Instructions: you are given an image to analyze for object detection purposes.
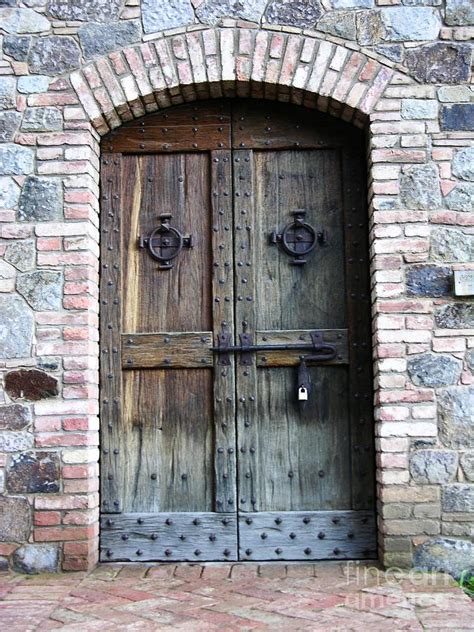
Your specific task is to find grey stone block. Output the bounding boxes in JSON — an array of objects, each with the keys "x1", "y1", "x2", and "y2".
[
  {"x1": 28, "y1": 36, "x2": 80, "y2": 75},
  {"x1": 13, "y1": 544, "x2": 59, "y2": 574},
  {"x1": 438, "y1": 385, "x2": 474, "y2": 449},
  {"x1": 442, "y1": 484, "x2": 474, "y2": 512},
  {"x1": 4, "y1": 240, "x2": 35, "y2": 272},
  {"x1": 436, "y1": 304, "x2": 474, "y2": 329},
  {"x1": 0, "y1": 78, "x2": 17, "y2": 110},
  {"x1": 0, "y1": 405, "x2": 31, "y2": 431},
  {"x1": 0, "y1": 295, "x2": 34, "y2": 359},
  {"x1": 7, "y1": 451, "x2": 60, "y2": 493},
  {"x1": 264, "y1": 0, "x2": 323, "y2": 27},
  {"x1": 401, "y1": 99, "x2": 438, "y2": 120},
  {"x1": 406, "y1": 264, "x2": 451, "y2": 298},
  {"x1": 441, "y1": 104, "x2": 474, "y2": 132},
  {"x1": 143, "y1": 0, "x2": 194, "y2": 32},
  {"x1": 445, "y1": 0, "x2": 474, "y2": 25},
  {"x1": 445, "y1": 183, "x2": 474, "y2": 212},
  {"x1": 17, "y1": 270, "x2": 63, "y2": 311},
  {"x1": 461, "y1": 452, "x2": 474, "y2": 482},
  {"x1": 0, "y1": 112, "x2": 21, "y2": 143},
  {"x1": 408, "y1": 353, "x2": 462, "y2": 388},
  {"x1": 18, "y1": 176, "x2": 62, "y2": 222},
  {"x1": 414, "y1": 537, "x2": 474, "y2": 580},
  {"x1": 3, "y1": 35, "x2": 31, "y2": 61},
  {"x1": 431, "y1": 227, "x2": 473, "y2": 263},
  {"x1": 0, "y1": 7, "x2": 50, "y2": 33},
  {"x1": 0, "y1": 432, "x2": 34, "y2": 452},
  {"x1": 400, "y1": 162, "x2": 441, "y2": 210},
  {"x1": 452, "y1": 147, "x2": 474, "y2": 181},
  {"x1": 0, "y1": 496, "x2": 31, "y2": 542},
  {"x1": 405, "y1": 43, "x2": 471, "y2": 83},
  {"x1": 47, "y1": 0, "x2": 124, "y2": 22},
  {"x1": 78, "y1": 20, "x2": 141, "y2": 60},
  {"x1": 21, "y1": 107, "x2": 62, "y2": 132},
  {"x1": 0, "y1": 177, "x2": 20, "y2": 208},
  {"x1": 410, "y1": 450, "x2": 458, "y2": 484},
  {"x1": 0, "y1": 144, "x2": 34, "y2": 175},
  {"x1": 317, "y1": 11, "x2": 356, "y2": 40},
  {"x1": 17, "y1": 76, "x2": 50, "y2": 94},
  {"x1": 380, "y1": 7, "x2": 440, "y2": 42}
]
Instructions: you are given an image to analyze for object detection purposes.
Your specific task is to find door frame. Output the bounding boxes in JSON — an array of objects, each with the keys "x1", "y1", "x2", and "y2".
[{"x1": 98, "y1": 99, "x2": 377, "y2": 563}]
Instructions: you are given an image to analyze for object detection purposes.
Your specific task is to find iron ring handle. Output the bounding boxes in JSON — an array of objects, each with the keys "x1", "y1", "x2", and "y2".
[
  {"x1": 281, "y1": 221, "x2": 317, "y2": 258},
  {"x1": 147, "y1": 225, "x2": 184, "y2": 263}
]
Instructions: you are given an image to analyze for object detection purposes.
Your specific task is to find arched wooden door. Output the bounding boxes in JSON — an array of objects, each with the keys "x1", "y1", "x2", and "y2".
[{"x1": 99, "y1": 100, "x2": 376, "y2": 562}]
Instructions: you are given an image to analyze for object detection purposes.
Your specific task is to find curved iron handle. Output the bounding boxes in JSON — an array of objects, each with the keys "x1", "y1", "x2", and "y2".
[{"x1": 302, "y1": 344, "x2": 337, "y2": 363}]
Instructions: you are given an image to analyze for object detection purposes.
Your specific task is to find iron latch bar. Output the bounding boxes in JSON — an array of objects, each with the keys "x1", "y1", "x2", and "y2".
[{"x1": 213, "y1": 331, "x2": 337, "y2": 366}]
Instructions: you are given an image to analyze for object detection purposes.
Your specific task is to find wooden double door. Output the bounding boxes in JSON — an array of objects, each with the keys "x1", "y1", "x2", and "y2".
[{"x1": 100, "y1": 100, "x2": 376, "y2": 562}]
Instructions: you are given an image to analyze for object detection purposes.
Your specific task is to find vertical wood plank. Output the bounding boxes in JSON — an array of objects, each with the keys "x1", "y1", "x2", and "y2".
[
  {"x1": 211, "y1": 149, "x2": 237, "y2": 513},
  {"x1": 232, "y1": 149, "x2": 258, "y2": 514},
  {"x1": 342, "y1": 145, "x2": 375, "y2": 511},
  {"x1": 100, "y1": 152, "x2": 123, "y2": 513}
]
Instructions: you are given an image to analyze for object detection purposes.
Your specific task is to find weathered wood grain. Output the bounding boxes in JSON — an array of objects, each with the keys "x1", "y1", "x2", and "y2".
[
  {"x1": 232, "y1": 100, "x2": 364, "y2": 150},
  {"x1": 238, "y1": 510, "x2": 376, "y2": 560},
  {"x1": 255, "y1": 329, "x2": 348, "y2": 367},
  {"x1": 211, "y1": 149, "x2": 237, "y2": 513},
  {"x1": 118, "y1": 152, "x2": 216, "y2": 514},
  {"x1": 100, "y1": 512, "x2": 238, "y2": 561},
  {"x1": 121, "y1": 332, "x2": 213, "y2": 369},
  {"x1": 104, "y1": 101, "x2": 231, "y2": 153},
  {"x1": 100, "y1": 153, "x2": 123, "y2": 513}
]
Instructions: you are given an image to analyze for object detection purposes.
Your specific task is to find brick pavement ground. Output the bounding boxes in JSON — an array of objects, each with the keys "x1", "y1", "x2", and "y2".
[{"x1": 0, "y1": 562, "x2": 472, "y2": 631}]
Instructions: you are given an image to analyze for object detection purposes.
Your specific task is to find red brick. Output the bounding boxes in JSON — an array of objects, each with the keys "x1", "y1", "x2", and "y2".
[{"x1": 34, "y1": 511, "x2": 61, "y2": 526}]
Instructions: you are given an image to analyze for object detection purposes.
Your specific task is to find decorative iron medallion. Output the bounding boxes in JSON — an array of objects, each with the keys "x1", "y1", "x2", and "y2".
[
  {"x1": 270, "y1": 210, "x2": 327, "y2": 265},
  {"x1": 139, "y1": 213, "x2": 193, "y2": 270}
]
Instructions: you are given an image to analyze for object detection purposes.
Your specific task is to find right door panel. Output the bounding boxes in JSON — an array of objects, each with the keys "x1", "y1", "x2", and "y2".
[{"x1": 234, "y1": 139, "x2": 376, "y2": 561}]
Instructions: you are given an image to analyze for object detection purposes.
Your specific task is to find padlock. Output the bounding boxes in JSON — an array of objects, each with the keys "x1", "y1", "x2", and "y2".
[{"x1": 298, "y1": 386, "x2": 308, "y2": 401}]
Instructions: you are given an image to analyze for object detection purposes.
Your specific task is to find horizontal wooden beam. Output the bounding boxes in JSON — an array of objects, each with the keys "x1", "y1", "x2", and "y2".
[
  {"x1": 239, "y1": 510, "x2": 376, "y2": 561},
  {"x1": 121, "y1": 332, "x2": 213, "y2": 369},
  {"x1": 100, "y1": 512, "x2": 238, "y2": 562}
]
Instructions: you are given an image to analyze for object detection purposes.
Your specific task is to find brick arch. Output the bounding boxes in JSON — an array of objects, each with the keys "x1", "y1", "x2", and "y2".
[
  {"x1": 69, "y1": 27, "x2": 400, "y2": 135},
  {"x1": 65, "y1": 26, "x2": 415, "y2": 571}
]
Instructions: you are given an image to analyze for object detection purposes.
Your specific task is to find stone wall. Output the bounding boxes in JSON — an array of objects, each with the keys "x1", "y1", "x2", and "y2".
[{"x1": 0, "y1": 0, "x2": 472, "y2": 574}]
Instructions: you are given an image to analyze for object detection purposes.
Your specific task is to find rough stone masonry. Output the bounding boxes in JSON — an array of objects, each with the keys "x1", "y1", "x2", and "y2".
[{"x1": 0, "y1": 0, "x2": 472, "y2": 575}]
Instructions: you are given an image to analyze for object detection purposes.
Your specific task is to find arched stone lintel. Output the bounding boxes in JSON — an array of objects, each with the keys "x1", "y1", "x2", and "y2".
[{"x1": 69, "y1": 27, "x2": 406, "y2": 135}]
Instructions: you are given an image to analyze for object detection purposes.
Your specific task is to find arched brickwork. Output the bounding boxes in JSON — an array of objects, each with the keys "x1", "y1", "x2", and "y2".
[{"x1": 69, "y1": 28, "x2": 396, "y2": 134}]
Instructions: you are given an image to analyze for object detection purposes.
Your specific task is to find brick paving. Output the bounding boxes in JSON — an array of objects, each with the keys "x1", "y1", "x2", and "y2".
[{"x1": 0, "y1": 563, "x2": 472, "y2": 631}]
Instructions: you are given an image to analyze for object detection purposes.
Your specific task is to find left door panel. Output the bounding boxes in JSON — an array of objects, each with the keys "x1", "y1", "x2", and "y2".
[{"x1": 100, "y1": 150, "x2": 238, "y2": 561}]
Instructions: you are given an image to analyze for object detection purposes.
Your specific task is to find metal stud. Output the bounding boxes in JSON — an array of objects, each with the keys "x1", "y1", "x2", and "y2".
[
  {"x1": 275, "y1": 517, "x2": 282, "y2": 525},
  {"x1": 303, "y1": 517, "x2": 310, "y2": 524},
  {"x1": 193, "y1": 518, "x2": 201, "y2": 525},
  {"x1": 275, "y1": 548, "x2": 282, "y2": 555},
  {"x1": 318, "y1": 532, "x2": 325, "y2": 540},
  {"x1": 304, "y1": 548, "x2": 312, "y2": 555},
  {"x1": 246, "y1": 549, "x2": 252, "y2": 556},
  {"x1": 289, "y1": 532, "x2": 296, "y2": 539}
]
